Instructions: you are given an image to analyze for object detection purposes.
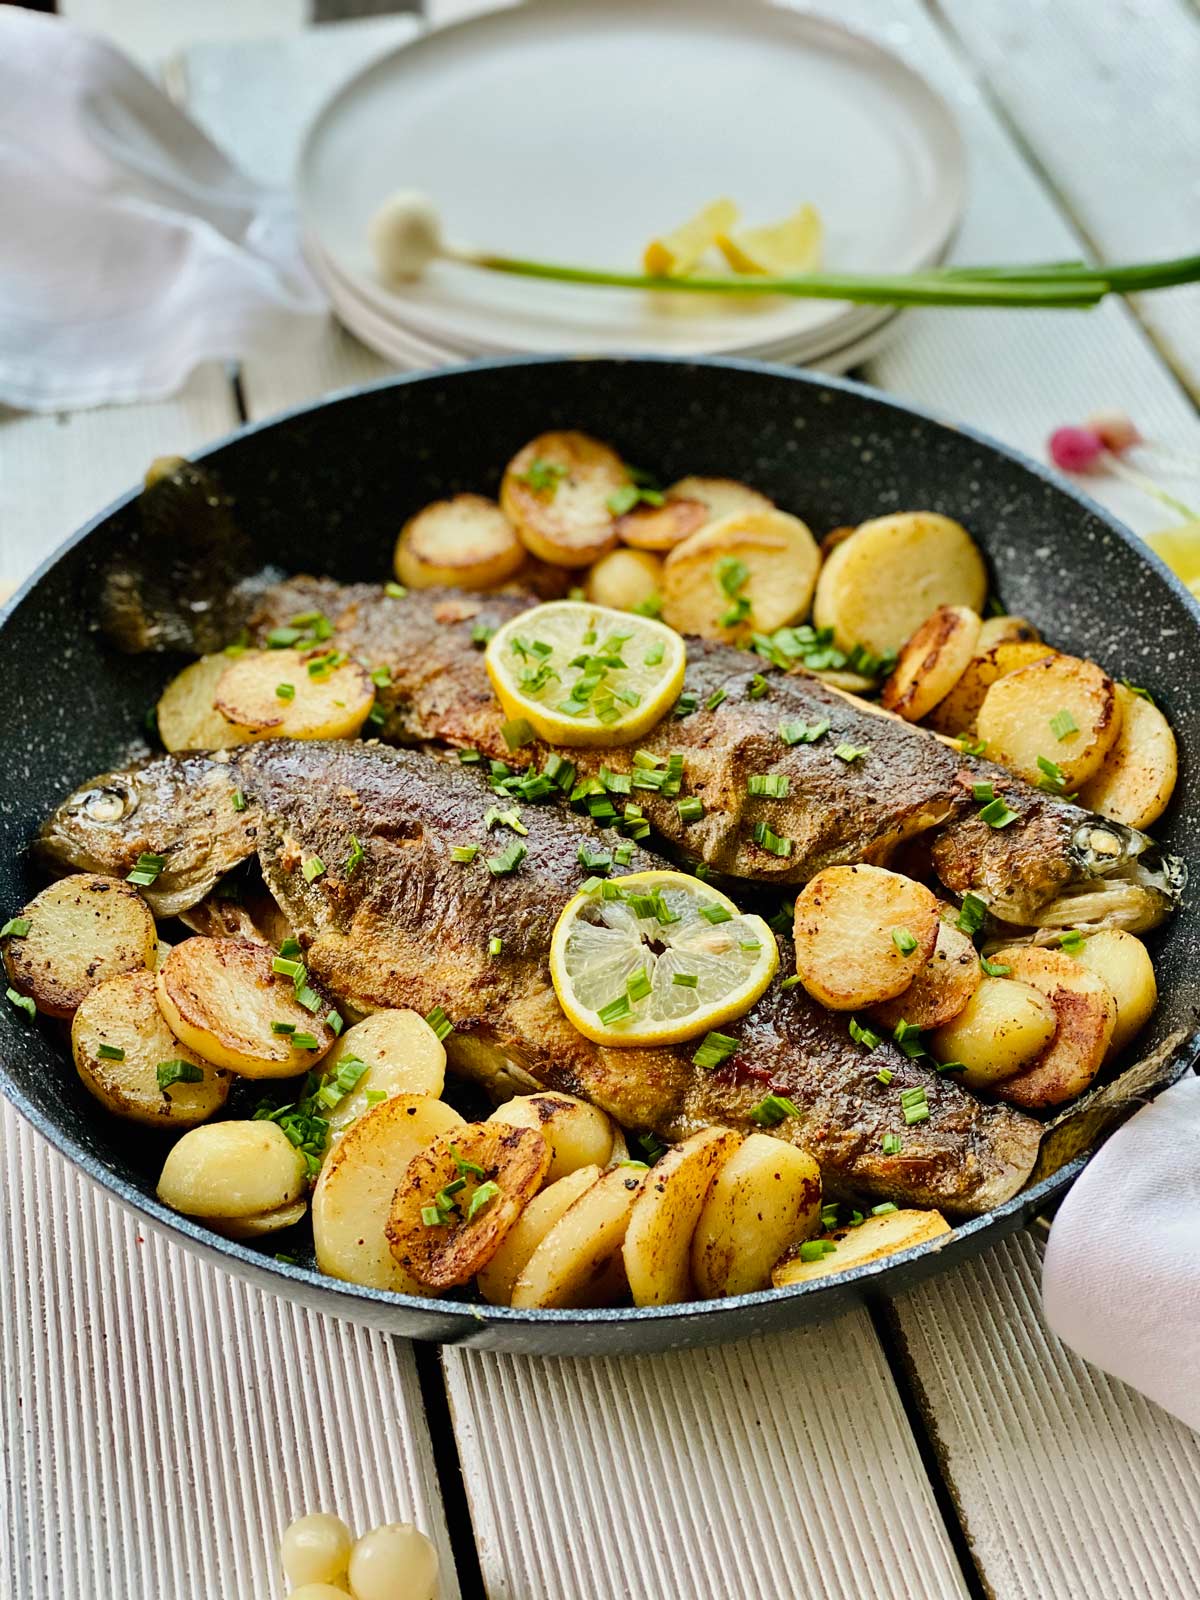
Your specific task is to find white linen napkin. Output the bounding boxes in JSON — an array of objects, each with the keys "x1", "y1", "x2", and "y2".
[
  {"x1": 1042, "y1": 1070, "x2": 1200, "y2": 1432},
  {"x1": 0, "y1": 7, "x2": 327, "y2": 412}
]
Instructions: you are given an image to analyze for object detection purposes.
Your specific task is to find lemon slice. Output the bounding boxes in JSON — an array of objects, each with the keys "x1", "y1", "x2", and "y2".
[
  {"x1": 550, "y1": 870, "x2": 779, "y2": 1047},
  {"x1": 717, "y1": 204, "x2": 823, "y2": 276},
  {"x1": 485, "y1": 600, "x2": 686, "y2": 748},
  {"x1": 643, "y1": 197, "x2": 739, "y2": 277},
  {"x1": 1144, "y1": 523, "x2": 1200, "y2": 599}
]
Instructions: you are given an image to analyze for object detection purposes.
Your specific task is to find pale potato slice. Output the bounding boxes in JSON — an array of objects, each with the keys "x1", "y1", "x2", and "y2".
[
  {"x1": 477, "y1": 1164, "x2": 602, "y2": 1306},
  {"x1": 666, "y1": 476, "x2": 774, "y2": 525},
  {"x1": 215, "y1": 1198, "x2": 308, "y2": 1239},
  {"x1": 1077, "y1": 683, "x2": 1177, "y2": 830},
  {"x1": 926, "y1": 638, "x2": 1057, "y2": 737},
  {"x1": 792, "y1": 866, "x2": 941, "y2": 1011},
  {"x1": 976, "y1": 615, "x2": 1040, "y2": 650},
  {"x1": 623, "y1": 1126, "x2": 741, "y2": 1306},
  {"x1": 324, "y1": 1010, "x2": 447, "y2": 1141},
  {"x1": 3, "y1": 872, "x2": 157, "y2": 1019},
  {"x1": 386, "y1": 1121, "x2": 550, "y2": 1289},
  {"x1": 500, "y1": 431, "x2": 626, "y2": 567},
  {"x1": 486, "y1": 1092, "x2": 615, "y2": 1184},
  {"x1": 156, "y1": 938, "x2": 337, "y2": 1078},
  {"x1": 615, "y1": 499, "x2": 708, "y2": 552},
  {"x1": 584, "y1": 547, "x2": 664, "y2": 612},
  {"x1": 812, "y1": 512, "x2": 988, "y2": 655},
  {"x1": 928, "y1": 975, "x2": 1057, "y2": 1091},
  {"x1": 157, "y1": 654, "x2": 254, "y2": 751},
  {"x1": 312, "y1": 1094, "x2": 465, "y2": 1292},
  {"x1": 880, "y1": 605, "x2": 982, "y2": 722},
  {"x1": 988, "y1": 946, "x2": 1117, "y2": 1108},
  {"x1": 691, "y1": 1136, "x2": 822, "y2": 1298},
  {"x1": 157, "y1": 1121, "x2": 307, "y2": 1220},
  {"x1": 510, "y1": 1164, "x2": 646, "y2": 1310},
  {"x1": 73, "y1": 968, "x2": 230, "y2": 1129},
  {"x1": 772, "y1": 1208, "x2": 950, "y2": 1287},
  {"x1": 661, "y1": 509, "x2": 820, "y2": 641},
  {"x1": 1070, "y1": 928, "x2": 1157, "y2": 1060},
  {"x1": 871, "y1": 921, "x2": 982, "y2": 1032},
  {"x1": 213, "y1": 648, "x2": 375, "y2": 741},
  {"x1": 977, "y1": 654, "x2": 1121, "y2": 789},
  {"x1": 394, "y1": 494, "x2": 525, "y2": 591}
]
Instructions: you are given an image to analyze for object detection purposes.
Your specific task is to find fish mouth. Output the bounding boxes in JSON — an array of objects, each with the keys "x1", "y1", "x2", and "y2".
[{"x1": 991, "y1": 818, "x2": 1186, "y2": 934}]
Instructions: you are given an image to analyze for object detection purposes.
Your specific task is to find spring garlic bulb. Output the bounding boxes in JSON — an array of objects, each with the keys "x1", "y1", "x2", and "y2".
[
  {"x1": 368, "y1": 191, "x2": 444, "y2": 283},
  {"x1": 347, "y1": 1522, "x2": 439, "y2": 1600}
]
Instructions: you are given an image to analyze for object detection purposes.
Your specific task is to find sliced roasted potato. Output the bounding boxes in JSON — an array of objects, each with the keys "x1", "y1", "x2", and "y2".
[
  {"x1": 988, "y1": 946, "x2": 1117, "y2": 1108},
  {"x1": 1071, "y1": 928, "x2": 1156, "y2": 1060},
  {"x1": 871, "y1": 921, "x2": 982, "y2": 1032},
  {"x1": 312, "y1": 1094, "x2": 465, "y2": 1292},
  {"x1": 510, "y1": 1163, "x2": 646, "y2": 1310},
  {"x1": 976, "y1": 653, "x2": 1121, "y2": 789},
  {"x1": 926, "y1": 638, "x2": 1057, "y2": 737},
  {"x1": 772, "y1": 1208, "x2": 950, "y2": 1287},
  {"x1": 792, "y1": 865, "x2": 940, "y2": 1011},
  {"x1": 386, "y1": 1121, "x2": 550, "y2": 1290},
  {"x1": 157, "y1": 653, "x2": 254, "y2": 751},
  {"x1": 477, "y1": 1164, "x2": 602, "y2": 1306},
  {"x1": 72, "y1": 968, "x2": 229, "y2": 1128},
  {"x1": 214, "y1": 647, "x2": 375, "y2": 741},
  {"x1": 691, "y1": 1135, "x2": 821, "y2": 1298},
  {"x1": 1077, "y1": 683, "x2": 1177, "y2": 830},
  {"x1": 394, "y1": 494, "x2": 525, "y2": 591},
  {"x1": 813, "y1": 512, "x2": 988, "y2": 656},
  {"x1": 157, "y1": 1121, "x2": 307, "y2": 1220},
  {"x1": 214, "y1": 1198, "x2": 308, "y2": 1239},
  {"x1": 3, "y1": 872, "x2": 157, "y2": 1019},
  {"x1": 156, "y1": 937, "x2": 337, "y2": 1078},
  {"x1": 584, "y1": 547, "x2": 664, "y2": 612},
  {"x1": 615, "y1": 499, "x2": 708, "y2": 552},
  {"x1": 928, "y1": 974, "x2": 1057, "y2": 1092},
  {"x1": 976, "y1": 615, "x2": 1040, "y2": 651},
  {"x1": 500, "y1": 431, "x2": 626, "y2": 567},
  {"x1": 486, "y1": 1092, "x2": 615, "y2": 1184},
  {"x1": 661, "y1": 508, "x2": 820, "y2": 641},
  {"x1": 666, "y1": 475, "x2": 774, "y2": 526},
  {"x1": 324, "y1": 1009, "x2": 447, "y2": 1141},
  {"x1": 623, "y1": 1126, "x2": 741, "y2": 1306},
  {"x1": 880, "y1": 605, "x2": 982, "y2": 722}
]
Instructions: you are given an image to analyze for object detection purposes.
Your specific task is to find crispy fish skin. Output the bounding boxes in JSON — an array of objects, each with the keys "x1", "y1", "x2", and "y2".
[{"x1": 247, "y1": 579, "x2": 1180, "y2": 928}]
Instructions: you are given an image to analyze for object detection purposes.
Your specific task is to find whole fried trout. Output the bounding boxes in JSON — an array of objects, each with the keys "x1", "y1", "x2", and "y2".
[
  {"x1": 246, "y1": 579, "x2": 1182, "y2": 931},
  {"x1": 40, "y1": 740, "x2": 1042, "y2": 1216}
]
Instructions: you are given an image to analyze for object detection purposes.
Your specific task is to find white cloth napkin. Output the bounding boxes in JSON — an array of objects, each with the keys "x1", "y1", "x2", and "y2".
[
  {"x1": 1042, "y1": 1071, "x2": 1200, "y2": 1432},
  {"x1": 0, "y1": 7, "x2": 328, "y2": 412}
]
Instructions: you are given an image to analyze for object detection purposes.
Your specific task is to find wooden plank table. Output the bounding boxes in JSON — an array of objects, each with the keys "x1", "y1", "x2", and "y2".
[{"x1": 4, "y1": 3, "x2": 1199, "y2": 1596}]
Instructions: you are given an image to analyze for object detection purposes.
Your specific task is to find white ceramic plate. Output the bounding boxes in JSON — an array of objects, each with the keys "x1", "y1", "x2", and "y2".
[{"x1": 298, "y1": 0, "x2": 964, "y2": 358}]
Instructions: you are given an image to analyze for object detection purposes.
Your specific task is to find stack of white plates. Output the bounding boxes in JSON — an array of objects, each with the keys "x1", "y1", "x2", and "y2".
[{"x1": 297, "y1": 0, "x2": 965, "y2": 374}]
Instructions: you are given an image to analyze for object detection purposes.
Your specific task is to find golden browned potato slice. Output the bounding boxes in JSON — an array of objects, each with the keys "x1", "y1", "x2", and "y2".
[
  {"x1": 1072, "y1": 928, "x2": 1157, "y2": 1059},
  {"x1": 926, "y1": 639, "x2": 1056, "y2": 738},
  {"x1": 500, "y1": 431, "x2": 626, "y2": 568},
  {"x1": 214, "y1": 648, "x2": 375, "y2": 741},
  {"x1": 988, "y1": 945, "x2": 1117, "y2": 1108},
  {"x1": 215, "y1": 1198, "x2": 308, "y2": 1239},
  {"x1": 977, "y1": 654, "x2": 1121, "y2": 789},
  {"x1": 871, "y1": 921, "x2": 982, "y2": 1032},
  {"x1": 666, "y1": 476, "x2": 774, "y2": 526},
  {"x1": 157, "y1": 654, "x2": 254, "y2": 751},
  {"x1": 394, "y1": 494, "x2": 525, "y2": 591},
  {"x1": 813, "y1": 512, "x2": 988, "y2": 655},
  {"x1": 584, "y1": 547, "x2": 664, "y2": 613},
  {"x1": 386, "y1": 1122, "x2": 550, "y2": 1290},
  {"x1": 324, "y1": 1009, "x2": 447, "y2": 1141},
  {"x1": 623, "y1": 1126, "x2": 741, "y2": 1306},
  {"x1": 792, "y1": 865, "x2": 940, "y2": 1011},
  {"x1": 3, "y1": 873, "x2": 157, "y2": 1019},
  {"x1": 772, "y1": 1208, "x2": 951, "y2": 1287},
  {"x1": 72, "y1": 968, "x2": 230, "y2": 1128},
  {"x1": 928, "y1": 975, "x2": 1058, "y2": 1092},
  {"x1": 691, "y1": 1136, "x2": 822, "y2": 1298},
  {"x1": 477, "y1": 1164, "x2": 602, "y2": 1306},
  {"x1": 510, "y1": 1163, "x2": 646, "y2": 1310},
  {"x1": 976, "y1": 615, "x2": 1040, "y2": 651},
  {"x1": 157, "y1": 1121, "x2": 307, "y2": 1220},
  {"x1": 615, "y1": 499, "x2": 708, "y2": 552},
  {"x1": 486, "y1": 1092, "x2": 615, "y2": 1184},
  {"x1": 661, "y1": 509, "x2": 820, "y2": 641},
  {"x1": 1077, "y1": 683, "x2": 1177, "y2": 830},
  {"x1": 880, "y1": 605, "x2": 982, "y2": 722},
  {"x1": 156, "y1": 937, "x2": 337, "y2": 1078},
  {"x1": 312, "y1": 1094, "x2": 466, "y2": 1292}
]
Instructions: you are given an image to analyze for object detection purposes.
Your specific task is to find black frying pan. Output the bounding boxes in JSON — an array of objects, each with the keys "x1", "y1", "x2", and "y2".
[{"x1": 2, "y1": 356, "x2": 1196, "y2": 1355}]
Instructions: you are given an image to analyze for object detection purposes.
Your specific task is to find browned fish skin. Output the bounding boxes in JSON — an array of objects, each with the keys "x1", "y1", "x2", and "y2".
[{"x1": 247, "y1": 579, "x2": 1176, "y2": 927}]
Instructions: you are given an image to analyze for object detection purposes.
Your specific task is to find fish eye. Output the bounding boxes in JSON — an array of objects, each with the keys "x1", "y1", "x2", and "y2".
[{"x1": 77, "y1": 783, "x2": 136, "y2": 825}]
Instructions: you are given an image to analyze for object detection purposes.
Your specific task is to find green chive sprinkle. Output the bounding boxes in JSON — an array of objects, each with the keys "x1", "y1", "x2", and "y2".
[
  {"x1": 487, "y1": 841, "x2": 527, "y2": 876},
  {"x1": 957, "y1": 894, "x2": 987, "y2": 936},
  {"x1": 749, "y1": 1093, "x2": 801, "y2": 1128},
  {"x1": 979, "y1": 796, "x2": 1019, "y2": 828},
  {"x1": 157, "y1": 1060, "x2": 203, "y2": 1092},
  {"x1": 693, "y1": 1031, "x2": 738, "y2": 1069},
  {"x1": 275, "y1": 682, "x2": 295, "y2": 701},
  {"x1": 97, "y1": 1043, "x2": 125, "y2": 1061},
  {"x1": 231, "y1": 790, "x2": 246, "y2": 813},
  {"x1": 747, "y1": 773, "x2": 789, "y2": 798},
  {"x1": 598, "y1": 994, "x2": 632, "y2": 1025},
  {"x1": 279, "y1": 938, "x2": 302, "y2": 958},
  {"x1": 1036, "y1": 755, "x2": 1071, "y2": 794},
  {"x1": 881, "y1": 1132, "x2": 903, "y2": 1156},
  {"x1": 891, "y1": 926, "x2": 919, "y2": 955},
  {"x1": 327, "y1": 1011, "x2": 343, "y2": 1036},
  {"x1": 706, "y1": 688, "x2": 727, "y2": 711},
  {"x1": 672, "y1": 972, "x2": 698, "y2": 988},
  {"x1": 833, "y1": 743, "x2": 868, "y2": 764},
  {"x1": 1, "y1": 918, "x2": 31, "y2": 940},
  {"x1": 501, "y1": 717, "x2": 536, "y2": 751},
  {"x1": 292, "y1": 1032, "x2": 320, "y2": 1051},
  {"x1": 425, "y1": 1006, "x2": 454, "y2": 1042},
  {"x1": 467, "y1": 1180, "x2": 501, "y2": 1222},
  {"x1": 421, "y1": 1205, "x2": 446, "y2": 1228},
  {"x1": 344, "y1": 835, "x2": 365, "y2": 877},
  {"x1": 385, "y1": 581, "x2": 408, "y2": 598},
  {"x1": 700, "y1": 904, "x2": 732, "y2": 925},
  {"x1": 627, "y1": 968, "x2": 652, "y2": 1003},
  {"x1": 643, "y1": 641, "x2": 665, "y2": 667},
  {"x1": 876, "y1": 1067, "x2": 894, "y2": 1086},
  {"x1": 303, "y1": 856, "x2": 326, "y2": 883},
  {"x1": 972, "y1": 781, "x2": 995, "y2": 803},
  {"x1": 747, "y1": 674, "x2": 769, "y2": 700},
  {"x1": 752, "y1": 821, "x2": 793, "y2": 857},
  {"x1": 799, "y1": 1240, "x2": 838, "y2": 1262},
  {"x1": 980, "y1": 955, "x2": 1011, "y2": 977},
  {"x1": 780, "y1": 975, "x2": 802, "y2": 990},
  {"x1": 958, "y1": 734, "x2": 988, "y2": 757},
  {"x1": 1121, "y1": 678, "x2": 1155, "y2": 705},
  {"x1": 1059, "y1": 929, "x2": 1086, "y2": 956},
  {"x1": 677, "y1": 796, "x2": 704, "y2": 823},
  {"x1": 674, "y1": 692, "x2": 699, "y2": 717},
  {"x1": 488, "y1": 935, "x2": 502, "y2": 957},
  {"x1": 126, "y1": 853, "x2": 166, "y2": 888},
  {"x1": 1050, "y1": 709, "x2": 1078, "y2": 741},
  {"x1": 295, "y1": 986, "x2": 323, "y2": 1014},
  {"x1": 871, "y1": 1202, "x2": 899, "y2": 1217},
  {"x1": 271, "y1": 1021, "x2": 296, "y2": 1035},
  {"x1": 849, "y1": 1017, "x2": 883, "y2": 1050},
  {"x1": 271, "y1": 954, "x2": 304, "y2": 979}
]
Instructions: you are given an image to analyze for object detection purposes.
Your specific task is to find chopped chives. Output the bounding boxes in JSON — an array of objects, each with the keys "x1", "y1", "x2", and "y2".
[
  {"x1": 752, "y1": 821, "x2": 793, "y2": 857},
  {"x1": 627, "y1": 968, "x2": 652, "y2": 1003},
  {"x1": 833, "y1": 743, "x2": 868, "y2": 763},
  {"x1": 716, "y1": 555, "x2": 750, "y2": 597},
  {"x1": 279, "y1": 938, "x2": 301, "y2": 958},
  {"x1": 677, "y1": 796, "x2": 704, "y2": 823},
  {"x1": 231, "y1": 789, "x2": 246, "y2": 813},
  {"x1": 450, "y1": 845, "x2": 478, "y2": 863},
  {"x1": 265, "y1": 626, "x2": 302, "y2": 648},
  {"x1": 157, "y1": 1060, "x2": 203, "y2": 1091},
  {"x1": 935, "y1": 1059, "x2": 966, "y2": 1074},
  {"x1": 672, "y1": 972, "x2": 698, "y2": 988},
  {"x1": 275, "y1": 682, "x2": 296, "y2": 701},
  {"x1": 779, "y1": 718, "x2": 830, "y2": 746},
  {"x1": 126, "y1": 852, "x2": 166, "y2": 888},
  {"x1": 295, "y1": 986, "x2": 323, "y2": 1014},
  {"x1": 956, "y1": 893, "x2": 987, "y2": 936},
  {"x1": 706, "y1": 687, "x2": 728, "y2": 711},
  {"x1": 292, "y1": 1032, "x2": 320, "y2": 1051},
  {"x1": 747, "y1": 674, "x2": 769, "y2": 700},
  {"x1": 0, "y1": 918, "x2": 31, "y2": 939},
  {"x1": 1036, "y1": 755, "x2": 1070, "y2": 793},
  {"x1": 1059, "y1": 929, "x2": 1086, "y2": 956},
  {"x1": 344, "y1": 834, "x2": 365, "y2": 877},
  {"x1": 6, "y1": 988, "x2": 35, "y2": 1019},
  {"x1": 799, "y1": 1240, "x2": 838, "y2": 1262},
  {"x1": 421, "y1": 1205, "x2": 446, "y2": 1228},
  {"x1": 980, "y1": 955, "x2": 1011, "y2": 977},
  {"x1": 327, "y1": 1012, "x2": 343, "y2": 1035},
  {"x1": 693, "y1": 1031, "x2": 738, "y2": 1069},
  {"x1": 780, "y1": 975, "x2": 802, "y2": 990},
  {"x1": 849, "y1": 1017, "x2": 883, "y2": 1050},
  {"x1": 972, "y1": 781, "x2": 995, "y2": 803},
  {"x1": 871, "y1": 1202, "x2": 899, "y2": 1217},
  {"x1": 876, "y1": 1067, "x2": 894, "y2": 1086},
  {"x1": 673, "y1": 692, "x2": 699, "y2": 717},
  {"x1": 979, "y1": 796, "x2": 1019, "y2": 828},
  {"x1": 577, "y1": 843, "x2": 612, "y2": 874},
  {"x1": 487, "y1": 841, "x2": 527, "y2": 876},
  {"x1": 501, "y1": 717, "x2": 536, "y2": 750},
  {"x1": 371, "y1": 665, "x2": 392, "y2": 688},
  {"x1": 768, "y1": 901, "x2": 796, "y2": 935},
  {"x1": 543, "y1": 752, "x2": 575, "y2": 789},
  {"x1": 891, "y1": 926, "x2": 919, "y2": 955},
  {"x1": 366, "y1": 702, "x2": 386, "y2": 728},
  {"x1": 614, "y1": 841, "x2": 635, "y2": 865},
  {"x1": 902, "y1": 1089, "x2": 930, "y2": 1126},
  {"x1": 598, "y1": 993, "x2": 632, "y2": 1025},
  {"x1": 1050, "y1": 709, "x2": 1078, "y2": 741},
  {"x1": 425, "y1": 1006, "x2": 454, "y2": 1042},
  {"x1": 302, "y1": 856, "x2": 326, "y2": 883},
  {"x1": 599, "y1": 766, "x2": 632, "y2": 795},
  {"x1": 747, "y1": 773, "x2": 789, "y2": 798},
  {"x1": 892, "y1": 1020, "x2": 926, "y2": 1059},
  {"x1": 270, "y1": 1019, "x2": 296, "y2": 1035},
  {"x1": 739, "y1": 938, "x2": 761, "y2": 953},
  {"x1": 700, "y1": 904, "x2": 732, "y2": 925},
  {"x1": 633, "y1": 595, "x2": 663, "y2": 618},
  {"x1": 488, "y1": 935, "x2": 503, "y2": 958},
  {"x1": 459, "y1": 748, "x2": 482, "y2": 765},
  {"x1": 643, "y1": 641, "x2": 665, "y2": 667},
  {"x1": 957, "y1": 734, "x2": 988, "y2": 757},
  {"x1": 1121, "y1": 678, "x2": 1155, "y2": 705},
  {"x1": 881, "y1": 1132, "x2": 903, "y2": 1155},
  {"x1": 467, "y1": 1180, "x2": 502, "y2": 1222},
  {"x1": 749, "y1": 1093, "x2": 801, "y2": 1127},
  {"x1": 97, "y1": 1043, "x2": 125, "y2": 1061},
  {"x1": 385, "y1": 581, "x2": 407, "y2": 598}
]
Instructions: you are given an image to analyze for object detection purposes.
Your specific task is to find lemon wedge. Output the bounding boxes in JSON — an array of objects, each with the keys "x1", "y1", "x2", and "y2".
[
  {"x1": 485, "y1": 600, "x2": 686, "y2": 748},
  {"x1": 1144, "y1": 523, "x2": 1200, "y2": 599},
  {"x1": 717, "y1": 204, "x2": 823, "y2": 276},
  {"x1": 550, "y1": 870, "x2": 778, "y2": 1047},
  {"x1": 643, "y1": 197, "x2": 739, "y2": 277}
]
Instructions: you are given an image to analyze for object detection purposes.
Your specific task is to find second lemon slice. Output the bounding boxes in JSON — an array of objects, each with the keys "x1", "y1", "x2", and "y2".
[{"x1": 550, "y1": 870, "x2": 779, "y2": 1047}]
